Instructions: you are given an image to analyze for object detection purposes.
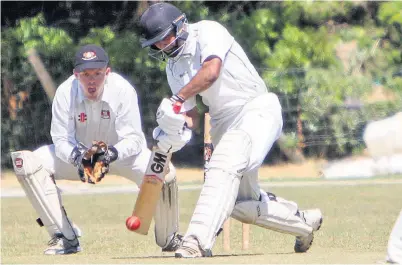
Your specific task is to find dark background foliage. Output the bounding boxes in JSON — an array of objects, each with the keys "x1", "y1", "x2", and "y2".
[{"x1": 2, "y1": 1, "x2": 401, "y2": 169}]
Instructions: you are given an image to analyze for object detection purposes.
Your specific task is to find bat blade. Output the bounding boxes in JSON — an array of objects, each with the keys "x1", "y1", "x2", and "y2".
[{"x1": 130, "y1": 147, "x2": 172, "y2": 235}]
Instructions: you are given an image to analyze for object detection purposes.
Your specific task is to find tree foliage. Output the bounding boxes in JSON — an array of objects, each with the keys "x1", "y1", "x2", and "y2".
[{"x1": 1, "y1": 1, "x2": 402, "y2": 168}]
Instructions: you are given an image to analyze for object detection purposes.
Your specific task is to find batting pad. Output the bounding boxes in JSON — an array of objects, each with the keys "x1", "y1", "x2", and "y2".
[
  {"x1": 184, "y1": 129, "x2": 251, "y2": 250},
  {"x1": 164, "y1": 161, "x2": 176, "y2": 183},
  {"x1": 11, "y1": 150, "x2": 77, "y2": 240},
  {"x1": 154, "y1": 178, "x2": 179, "y2": 248},
  {"x1": 259, "y1": 189, "x2": 299, "y2": 215},
  {"x1": 232, "y1": 199, "x2": 312, "y2": 237},
  {"x1": 185, "y1": 169, "x2": 240, "y2": 250}
]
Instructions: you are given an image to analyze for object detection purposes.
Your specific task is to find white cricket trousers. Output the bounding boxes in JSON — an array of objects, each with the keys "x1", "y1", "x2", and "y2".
[{"x1": 210, "y1": 92, "x2": 283, "y2": 201}]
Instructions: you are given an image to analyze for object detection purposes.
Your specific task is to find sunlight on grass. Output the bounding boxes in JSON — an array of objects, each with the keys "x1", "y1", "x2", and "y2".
[{"x1": 2, "y1": 184, "x2": 401, "y2": 263}]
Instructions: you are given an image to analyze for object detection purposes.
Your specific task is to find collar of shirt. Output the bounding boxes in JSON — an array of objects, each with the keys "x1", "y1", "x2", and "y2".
[
  {"x1": 182, "y1": 24, "x2": 198, "y2": 57},
  {"x1": 76, "y1": 76, "x2": 114, "y2": 105}
]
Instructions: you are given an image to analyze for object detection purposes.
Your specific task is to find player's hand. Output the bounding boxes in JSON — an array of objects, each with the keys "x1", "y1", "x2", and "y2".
[
  {"x1": 74, "y1": 141, "x2": 118, "y2": 184},
  {"x1": 156, "y1": 97, "x2": 186, "y2": 135},
  {"x1": 91, "y1": 144, "x2": 118, "y2": 183},
  {"x1": 78, "y1": 142, "x2": 102, "y2": 184},
  {"x1": 69, "y1": 142, "x2": 89, "y2": 167},
  {"x1": 152, "y1": 126, "x2": 192, "y2": 153}
]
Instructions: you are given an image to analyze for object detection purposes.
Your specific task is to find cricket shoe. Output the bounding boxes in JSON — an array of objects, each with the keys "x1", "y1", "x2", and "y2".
[
  {"x1": 294, "y1": 209, "x2": 323, "y2": 253},
  {"x1": 44, "y1": 233, "x2": 81, "y2": 255},
  {"x1": 385, "y1": 256, "x2": 396, "y2": 264},
  {"x1": 175, "y1": 236, "x2": 212, "y2": 258},
  {"x1": 294, "y1": 232, "x2": 314, "y2": 253},
  {"x1": 162, "y1": 233, "x2": 183, "y2": 252}
]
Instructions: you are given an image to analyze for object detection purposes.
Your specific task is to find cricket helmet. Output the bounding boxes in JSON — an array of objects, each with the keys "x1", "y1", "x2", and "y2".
[{"x1": 139, "y1": 2, "x2": 188, "y2": 59}]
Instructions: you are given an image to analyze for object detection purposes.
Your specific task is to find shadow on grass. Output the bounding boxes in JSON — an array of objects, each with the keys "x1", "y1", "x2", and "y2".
[{"x1": 111, "y1": 252, "x2": 268, "y2": 260}]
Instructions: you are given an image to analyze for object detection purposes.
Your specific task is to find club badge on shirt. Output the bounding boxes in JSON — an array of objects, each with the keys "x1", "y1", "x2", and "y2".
[
  {"x1": 101, "y1": 110, "x2": 110, "y2": 119},
  {"x1": 78, "y1": 113, "x2": 87, "y2": 122},
  {"x1": 14, "y1": 157, "x2": 23, "y2": 169}
]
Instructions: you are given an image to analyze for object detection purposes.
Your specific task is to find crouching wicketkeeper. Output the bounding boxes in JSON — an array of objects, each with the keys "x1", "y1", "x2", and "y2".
[{"x1": 10, "y1": 44, "x2": 183, "y2": 255}]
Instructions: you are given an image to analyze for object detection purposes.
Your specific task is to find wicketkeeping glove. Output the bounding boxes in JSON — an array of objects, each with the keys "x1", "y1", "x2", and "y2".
[{"x1": 77, "y1": 141, "x2": 118, "y2": 184}]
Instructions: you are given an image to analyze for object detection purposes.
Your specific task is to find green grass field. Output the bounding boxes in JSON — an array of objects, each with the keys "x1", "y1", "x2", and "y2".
[{"x1": 2, "y1": 181, "x2": 402, "y2": 264}]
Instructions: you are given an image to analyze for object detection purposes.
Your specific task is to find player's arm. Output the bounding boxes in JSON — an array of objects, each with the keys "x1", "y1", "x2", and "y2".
[
  {"x1": 50, "y1": 83, "x2": 78, "y2": 164},
  {"x1": 80, "y1": 84, "x2": 145, "y2": 183},
  {"x1": 176, "y1": 57, "x2": 222, "y2": 101},
  {"x1": 50, "y1": 82, "x2": 104, "y2": 181},
  {"x1": 177, "y1": 21, "x2": 233, "y2": 101},
  {"x1": 113, "y1": 83, "x2": 145, "y2": 160}
]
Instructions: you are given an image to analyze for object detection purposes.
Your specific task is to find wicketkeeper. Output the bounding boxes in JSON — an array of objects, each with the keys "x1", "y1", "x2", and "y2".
[
  {"x1": 10, "y1": 44, "x2": 184, "y2": 255},
  {"x1": 139, "y1": 3, "x2": 324, "y2": 258}
]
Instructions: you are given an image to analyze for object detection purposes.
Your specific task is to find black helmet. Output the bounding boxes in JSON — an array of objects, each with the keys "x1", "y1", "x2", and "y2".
[{"x1": 139, "y1": 2, "x2": 187, "y2": 48}]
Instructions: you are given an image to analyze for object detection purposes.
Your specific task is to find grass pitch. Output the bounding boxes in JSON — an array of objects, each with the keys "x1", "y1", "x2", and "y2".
[{"x1": 2, "y1": 181, "x2": 401, "y2": 264}]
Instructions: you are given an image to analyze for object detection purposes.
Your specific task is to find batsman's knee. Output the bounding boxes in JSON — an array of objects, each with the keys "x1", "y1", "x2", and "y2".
[
  {"x1": 206, "y1": 129, "x2": 251, "y2": 178},
  {"x1": 12, "y1": 150, "x2": 46, "y2": 180}
]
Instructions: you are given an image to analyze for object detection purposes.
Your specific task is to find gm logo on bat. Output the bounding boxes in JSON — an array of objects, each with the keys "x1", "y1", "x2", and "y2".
[{"x1": 151, "y1": 152, "x2": 167, "y2": 174}]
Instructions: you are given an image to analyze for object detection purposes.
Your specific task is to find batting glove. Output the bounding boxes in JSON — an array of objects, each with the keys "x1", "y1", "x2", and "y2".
[
  {"x1": 152, "y1": 126, "x2": 192, "y2": 153},
  {"x1": 156, "y1": 97, "x2": 186, "y2": 135}
]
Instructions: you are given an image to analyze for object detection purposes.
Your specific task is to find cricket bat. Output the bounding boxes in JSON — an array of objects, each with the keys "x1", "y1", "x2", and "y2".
[{"x1": 128, "y1": 146, "x2": 172, "y2": 235}]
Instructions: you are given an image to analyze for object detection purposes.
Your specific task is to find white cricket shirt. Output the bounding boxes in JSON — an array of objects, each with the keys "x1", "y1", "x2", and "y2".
[
  {"x1": 166, "y1": 20, "x2": 268, "y2": 125},
  {"x1": 51, "y1": 73, "x2": 146, "y2": 163}
]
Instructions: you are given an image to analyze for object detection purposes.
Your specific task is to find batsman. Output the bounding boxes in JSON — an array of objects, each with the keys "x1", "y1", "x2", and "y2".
[
  {"x1": 139, "y1": 3, "x2": 324, "y2": 258},
  {"x1": 10, "y1": 44, "x2": 185, "y2": 255}
]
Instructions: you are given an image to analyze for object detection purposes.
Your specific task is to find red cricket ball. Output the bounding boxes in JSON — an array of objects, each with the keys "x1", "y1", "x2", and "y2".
[{"x1": 126, "y1": 216, "x2": 141, "y2": 231}]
